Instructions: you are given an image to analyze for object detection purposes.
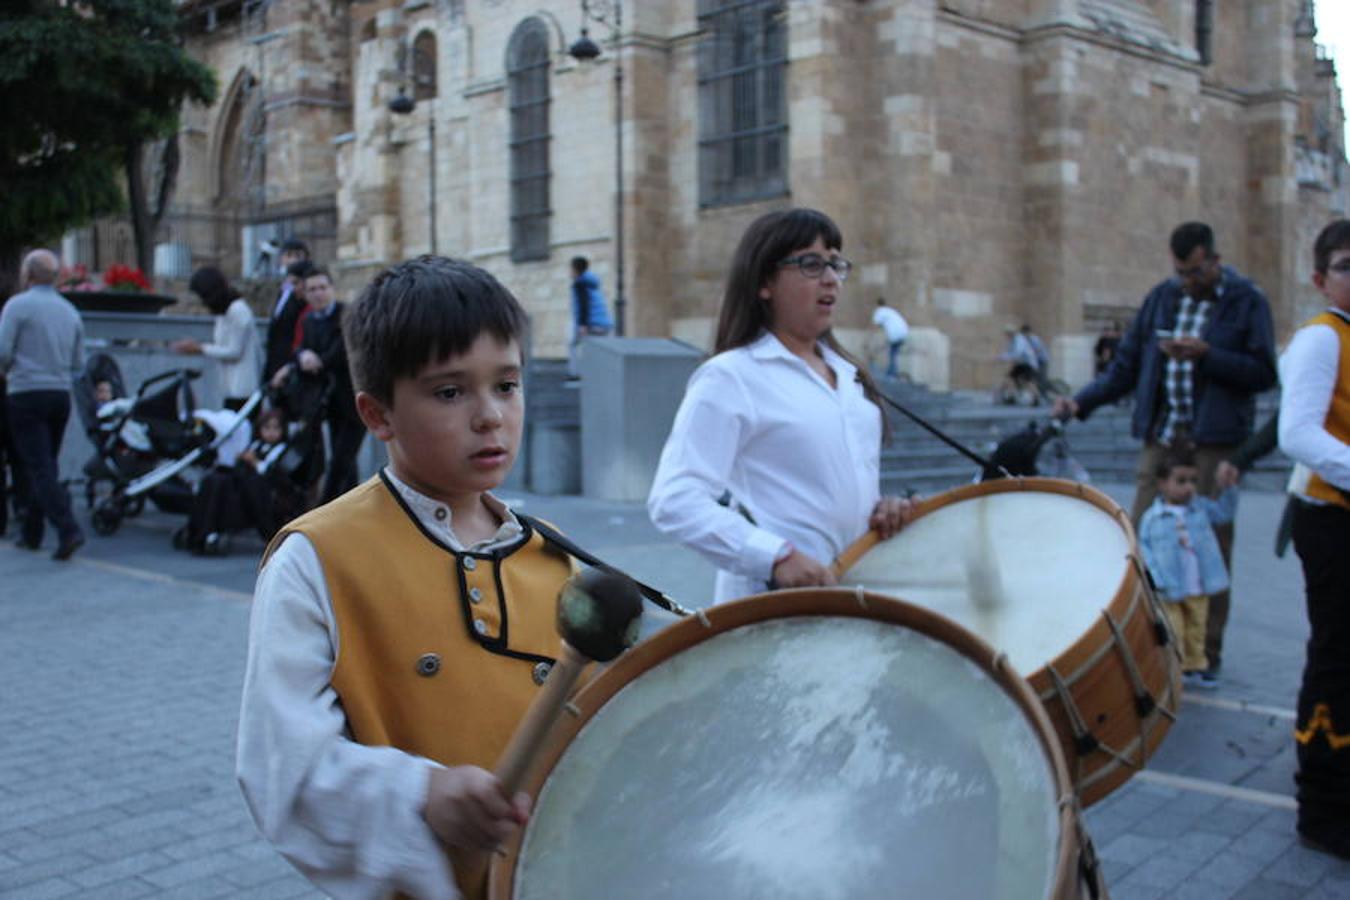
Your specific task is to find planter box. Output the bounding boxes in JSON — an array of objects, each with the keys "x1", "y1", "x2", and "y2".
[{"x1": 63, "y1": 290, "x2": 177, "y2": 314}]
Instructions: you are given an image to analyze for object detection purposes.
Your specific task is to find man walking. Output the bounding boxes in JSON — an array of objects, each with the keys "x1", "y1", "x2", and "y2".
[
  {"x1": 1054, "y1": 222, "x2": 1277, "y2": 685},
  {"x1": 0, "y1": 249, "x2": 86, "y2": 559},
  {"x1": 872, "y1": 297, "x2": 909, "y2": 378}
]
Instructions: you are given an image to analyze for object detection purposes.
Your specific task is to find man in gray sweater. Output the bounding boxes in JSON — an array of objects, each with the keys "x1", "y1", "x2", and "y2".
[{"x1": 0, "y1": 249, "x2": 85, "y2": 559}]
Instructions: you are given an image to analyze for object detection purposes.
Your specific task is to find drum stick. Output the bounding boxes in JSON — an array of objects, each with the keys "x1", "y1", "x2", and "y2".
[{"x1": 493, "y1": 570, "x2": 644, "y2": 796}]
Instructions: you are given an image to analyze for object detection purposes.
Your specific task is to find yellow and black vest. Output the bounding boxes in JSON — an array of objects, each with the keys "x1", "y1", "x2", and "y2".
[
  {"x1": 263, "y1": 473, "x2": 575, "y2": 897},
  {"x1": 1299, "y1": 311, "x2": 1350, "y2": 511}
]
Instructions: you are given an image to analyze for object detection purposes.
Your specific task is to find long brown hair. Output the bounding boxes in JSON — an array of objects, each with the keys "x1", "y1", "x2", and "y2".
[{"x1": 713, "y1": 208, "x2": 888, "y2": 431}]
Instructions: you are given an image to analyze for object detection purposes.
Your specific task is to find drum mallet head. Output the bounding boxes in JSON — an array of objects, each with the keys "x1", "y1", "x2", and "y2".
[
  {"x1": 557, "y1": 569, "x2": 644, "y2": 662},
  {"x1": 493, "y1": 570, "x2": 643, "y2": 799}
]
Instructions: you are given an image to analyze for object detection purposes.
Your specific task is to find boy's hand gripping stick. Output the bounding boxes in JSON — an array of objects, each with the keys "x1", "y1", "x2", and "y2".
[{"x1": 492, "y1": 569, "x2": 644, "y2": 795}]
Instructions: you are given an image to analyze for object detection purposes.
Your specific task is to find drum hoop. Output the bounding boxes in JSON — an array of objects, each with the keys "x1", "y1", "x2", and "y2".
[
  {"x1": 832, "y1": 476, "x2": 1137, "y2": 576},
  {"x1": 489, "y1": 587, "x2": 1083, "y2": 900}
]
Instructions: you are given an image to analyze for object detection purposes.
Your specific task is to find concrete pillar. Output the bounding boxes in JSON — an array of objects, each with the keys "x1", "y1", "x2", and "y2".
[{"x1": 578, "y1": 337, "x2": 703, "y2": 502}]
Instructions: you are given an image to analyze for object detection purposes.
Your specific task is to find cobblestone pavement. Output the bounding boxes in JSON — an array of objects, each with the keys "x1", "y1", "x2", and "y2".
[{"x1": 1, "y1": 483, "x2": 1347, "y2": 898}]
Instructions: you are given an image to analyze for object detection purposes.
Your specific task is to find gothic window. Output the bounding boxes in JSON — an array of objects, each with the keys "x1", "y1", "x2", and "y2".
[
  {"x1": 413, "y1": 30, "x2": 438, "y2": 101},
  {"x1": 508, "y1": 18, "x2": 551, "y2": 262},
  {"x1": 697, "y1": 0, "x2": 787, "y2": 207}
]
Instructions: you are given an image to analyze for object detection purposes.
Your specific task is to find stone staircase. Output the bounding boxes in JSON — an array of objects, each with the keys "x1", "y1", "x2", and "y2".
[
  {"x1": 879, "y1": 384, "x2": 1287, "y2": 497},
  {"x1": 518, "y1": 360, "x2": 1288, "y2": 499}
]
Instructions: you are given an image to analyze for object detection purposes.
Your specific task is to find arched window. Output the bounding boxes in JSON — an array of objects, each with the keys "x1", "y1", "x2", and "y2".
[
  {"x1": 697, "y1": 0, "x2": 787, "y2": 207},
  {"x1": 413, "y1": 30, "x2": 438, "y2": 101},
  {"x1": 507, "y1": 18, "x2": 551, "y2": 262}
]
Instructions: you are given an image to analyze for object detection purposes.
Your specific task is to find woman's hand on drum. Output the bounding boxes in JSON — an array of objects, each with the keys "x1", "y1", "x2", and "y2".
[
  {"x1": 772, "y1": 548, "x2": 837, "y2": 589},
  {"x1": 423, "y1": 765, "x2": 531, "y2": 850},
  {"x1": 869, "y1": 495, "x2": 916, "y2": 540}
]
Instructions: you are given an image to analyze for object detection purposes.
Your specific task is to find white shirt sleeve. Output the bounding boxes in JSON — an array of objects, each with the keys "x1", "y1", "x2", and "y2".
[
  {"x1": 647, "y1": 362, "x2": 789, "y2": 581},
  {"x1": 1279, "y1": 323, "x2": 1350, "y2": 493},
  {"x1": 236, "y1": 533, "x2": 459, "y2": 900},
  {"x1": 202, "y1": 300, "x2": 253, "y2": 362}
]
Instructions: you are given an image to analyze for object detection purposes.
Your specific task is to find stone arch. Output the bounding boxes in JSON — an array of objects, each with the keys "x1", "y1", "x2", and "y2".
[{"x1": 209, "y1": 67, "x2": 265, "y2": 210}]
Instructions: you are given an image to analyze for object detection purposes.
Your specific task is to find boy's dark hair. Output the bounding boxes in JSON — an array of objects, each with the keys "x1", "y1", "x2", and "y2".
[
  {"x1": 570, "y1": 256, "x2": 589, "y2": 274},
  {"x1": 1313, "y1": 219, "x2": 1350, "y2": 274},
  {"x1": 1169, "y1": 222, "x2": 1215, "y2": 261},
  {"x1": 1154, "y1": 446, "x2": 1198, "y2": 479},
  {"x1": 345, "y1": 256, "x2": 529, "y2": 406},
  {"x1": 287, "y1": 259, "x2": 318, "y2": 280},
  {"x1": 304, "y1": 266, "x2": 332, "y2": 284},
  {"x1": 280, "y1": 237, "x2": 310, "y2": 256},
  {"x1": 257, "y1": 407, "x2": 287, "y2": 432},
  {"x1": 187, "y1": 266, "x2": 235, "y2": 315}
]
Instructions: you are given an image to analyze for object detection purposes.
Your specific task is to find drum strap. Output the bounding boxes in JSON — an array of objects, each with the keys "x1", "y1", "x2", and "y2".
[{"x1": 518, "y1": 514, "x2": 694, "y2": 617}]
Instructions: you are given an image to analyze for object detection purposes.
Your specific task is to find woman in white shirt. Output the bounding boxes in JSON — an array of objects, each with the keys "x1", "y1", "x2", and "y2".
[
  {"x1": 171, "y1": 266, "x2": 262, "y2": 410},
  {"x1": 648, "y1": 208, "x2": 912, "y2": 604}
]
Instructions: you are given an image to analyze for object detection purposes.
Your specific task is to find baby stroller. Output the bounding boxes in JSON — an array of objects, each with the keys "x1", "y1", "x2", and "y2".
[
  {"x1": 83, "y1": 358, "x2": 262, "y2": 536},
  {"x1": 172, "y1": 372, "x2": 331, "y2": 555}
]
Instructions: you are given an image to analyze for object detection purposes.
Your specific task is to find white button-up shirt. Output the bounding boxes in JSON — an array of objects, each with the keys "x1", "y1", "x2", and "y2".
[
  {"x1": 1279, "y1": 308, "x2": 1350, "y2": 496},
  {"x1": 648, "y1": 332, "x2": 882, "y2": 604}
]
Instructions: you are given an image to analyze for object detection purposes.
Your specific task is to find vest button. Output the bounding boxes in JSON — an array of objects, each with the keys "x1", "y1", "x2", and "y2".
[
  {"x1": 468, "y1": 587, "x2": 482, "y2": 603},
  {"x1": 473, "y1": 618, "x2": 488, "y2": 635},
  {"x1": 415, "y1": 653, "x2": 441, "y2": 677},
  {"x1": 463, "y1": 557, "x2": 477, "y2": 571},
  {"x1": 532, "y1": 661, "x2": 553, "y2": 685},
  {"x1": 434, "y1": 506, "x2": 448, "y2": 521}
]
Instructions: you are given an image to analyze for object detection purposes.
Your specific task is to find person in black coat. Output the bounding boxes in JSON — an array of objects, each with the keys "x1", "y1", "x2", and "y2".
[
  {"x1": 262, "y1": 248, "x2": 313, "y2": 384},
  {"x1": 270, "y1": 267, "x2": 363, "y2": 504}
]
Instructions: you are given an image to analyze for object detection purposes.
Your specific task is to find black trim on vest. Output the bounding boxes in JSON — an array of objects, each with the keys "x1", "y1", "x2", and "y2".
[{"x1": 377, "y1": 470, "x2": 555, "y2": 666}]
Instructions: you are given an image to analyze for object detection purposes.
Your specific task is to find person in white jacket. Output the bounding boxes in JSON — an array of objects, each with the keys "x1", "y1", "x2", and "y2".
[
  {"x1": 171, "y1": 266, "x2": 261, "y2": 409},
  {"x1": 649, "y1": 208, "x2": 913, "y2": 605}
]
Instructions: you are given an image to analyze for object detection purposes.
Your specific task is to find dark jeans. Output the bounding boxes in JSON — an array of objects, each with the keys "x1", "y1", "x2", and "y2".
[
  {"x1": 6, "y1": 391, "x2": 81, "y2": 546},
  {"x1": 321, "y1": 415, "x2": 365, "y2": 504},
  {"x1": 1292, "y1": 500, "x2": 1350, "y2": 840}
]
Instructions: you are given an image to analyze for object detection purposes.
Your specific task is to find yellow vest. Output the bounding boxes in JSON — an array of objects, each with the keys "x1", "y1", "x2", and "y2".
[
  {"x1": 1301, "y1": 311, "x2": 1350, "y2": 510},
  {"x1": 263, "y1": 474, "x2": 575, "y2": 898}
]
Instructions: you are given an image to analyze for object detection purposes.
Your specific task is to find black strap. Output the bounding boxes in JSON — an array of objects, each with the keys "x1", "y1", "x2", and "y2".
[
  {"x1": 519, "y1": 514, "x2": 692, "y2": 617},
  {"x1": 877, "y1": 390, "x2": 998, "y2": 472}
]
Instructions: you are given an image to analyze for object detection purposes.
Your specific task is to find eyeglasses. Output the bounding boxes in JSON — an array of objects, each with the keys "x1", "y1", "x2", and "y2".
[{"x1": 778, "y1": 253, "x2": 853, "y2": 282}]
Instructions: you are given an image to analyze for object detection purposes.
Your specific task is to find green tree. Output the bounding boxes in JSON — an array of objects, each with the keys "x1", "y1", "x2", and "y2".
[{"x1": 0, "y1": 0, "x2": 217, "y2": 294}]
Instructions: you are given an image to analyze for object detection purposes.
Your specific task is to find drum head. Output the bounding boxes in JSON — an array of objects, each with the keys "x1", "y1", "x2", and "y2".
[
  {"x1": 841, "y1": 483, "x2": 1131, "y2": 675},
  {"x1": 509, "y1": 602, "x2": 1063, "y2": 900}
]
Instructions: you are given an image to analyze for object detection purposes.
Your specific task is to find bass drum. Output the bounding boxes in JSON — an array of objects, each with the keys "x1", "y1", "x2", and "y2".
[
  {"x1": 490, "y1": 589, "x2": 1107, "y2": 900},
  {"x1": 835, "y1": 477, "x2": 1183, "y2": 806}
]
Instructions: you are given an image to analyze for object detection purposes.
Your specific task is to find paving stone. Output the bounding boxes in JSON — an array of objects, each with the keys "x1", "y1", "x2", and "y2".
[
  {"x1": 1264, "y1": 843, "x2": 1343, "y2": 888},
  {"x1": 77, "y1": 877, "x2": 160, "y2": 900},
  {"x1": 1194, "y1": 850, "x2": 1271, "y2": 890},
  {"x1": 141, "y1": 850, "x2": 259, "y2": 889},
  {"x1": 0, "y1": 877, "x2": 81, "y2": 900},
  {"x1": 1230, "y1": 878, "x2": 1307, "y2": 899},
  {"x1": 1167, "y1": 879, "x2": 1238, "y2": 900},
  {"x1": 0, "y1": 854, "x2": 97, "y2": 892},
  {"x1": 67, "y1": 851, "x2": 177, "y2": 889},
  {"x1": 1100, "y1": 833, "x2": 1172, "y2": 866}
]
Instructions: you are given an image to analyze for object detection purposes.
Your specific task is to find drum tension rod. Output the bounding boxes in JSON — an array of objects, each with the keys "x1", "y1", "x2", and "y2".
[
  {"x1": 1105, "y1": 611, "x2": 1157, "y2": 719},
  {"x1": 1047, "y1": 664, "x2": 1101, "y2": 756},
  {"x1": 1128, "y1": 554, "x2": 1174, "y2": 648}
]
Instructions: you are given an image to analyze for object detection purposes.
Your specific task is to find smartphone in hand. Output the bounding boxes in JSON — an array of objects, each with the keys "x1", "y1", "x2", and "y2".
[{"x1": 1155, "y1": 329, "x2": 1175, "y2": 340}]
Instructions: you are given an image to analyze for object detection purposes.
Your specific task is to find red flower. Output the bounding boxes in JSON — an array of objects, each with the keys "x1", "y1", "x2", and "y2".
[{"x1": 102, "y1": 264, "x2": 151, "y2": 293}]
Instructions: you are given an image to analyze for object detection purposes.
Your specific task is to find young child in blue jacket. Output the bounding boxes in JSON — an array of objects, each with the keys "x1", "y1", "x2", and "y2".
[{"x1": 1138, "y1": 447, "x2": 1238, "y2": 688}]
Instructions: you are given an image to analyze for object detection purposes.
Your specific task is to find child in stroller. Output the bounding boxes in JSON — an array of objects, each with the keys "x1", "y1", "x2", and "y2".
[
  {"x1": 81, "y1": 355, "x2": 262, "y2": 535},
  {"x1": 175, "y1": 407, "x2": 305, "y2": 554}
]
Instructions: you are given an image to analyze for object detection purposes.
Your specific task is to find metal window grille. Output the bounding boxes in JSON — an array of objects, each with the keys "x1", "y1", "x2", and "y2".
[
  {"x1": 508, "y1": 19, "x2": 552, "y2": 262},
  {"x1": 697, "y1": 0, "x2": 787, "y2": 207}
]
